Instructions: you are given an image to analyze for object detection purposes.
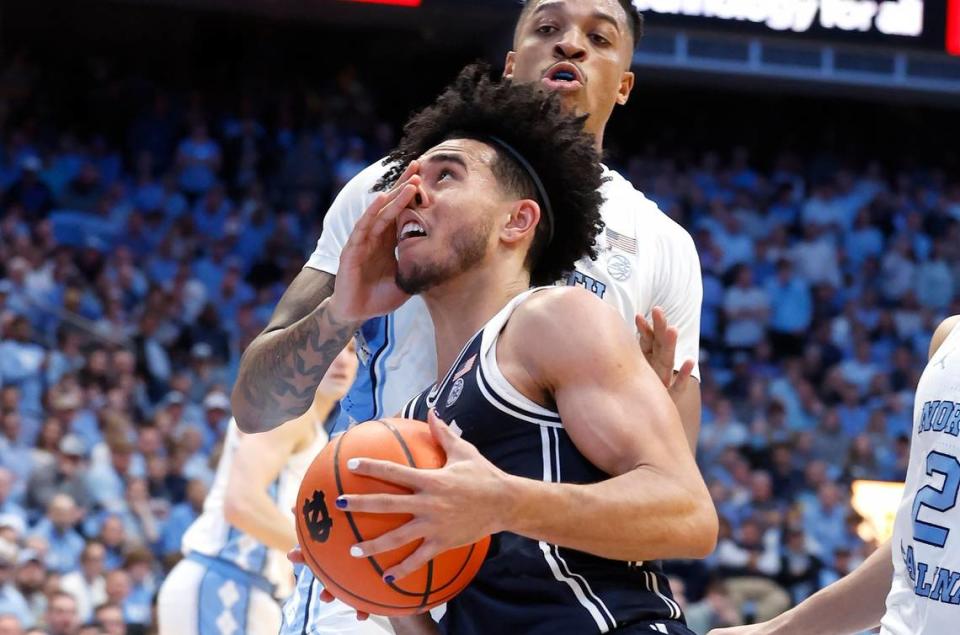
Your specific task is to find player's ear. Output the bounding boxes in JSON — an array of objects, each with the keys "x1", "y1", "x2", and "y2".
[
  {"x1": 617, "y1": 70, "x2": 635, "y2": 106},
  {"x1": 503, "y1": 51, "x2": 516, "y2": 80},
  {"x1": 501, "y1": 199, "x2": 540, "y2": 246}
]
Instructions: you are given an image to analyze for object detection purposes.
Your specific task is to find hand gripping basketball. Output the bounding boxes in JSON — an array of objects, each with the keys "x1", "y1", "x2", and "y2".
[
  {"x1": 327, "y1": 161, "x2": 422, "y2": 325},
  {"x1": 294, "y1": 412, "x2": 493, "y2": 617}
]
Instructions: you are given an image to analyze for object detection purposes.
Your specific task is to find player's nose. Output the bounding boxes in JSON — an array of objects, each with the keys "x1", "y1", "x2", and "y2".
[{"x1": 554, "y1": 32, "x2": 587, "y2": 61}]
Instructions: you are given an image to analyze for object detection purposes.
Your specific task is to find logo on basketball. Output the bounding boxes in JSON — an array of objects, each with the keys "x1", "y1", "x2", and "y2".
[
  {"x1": 607, "y1": 254, "x2": 632, "y2": 282},
  {"x1": 302, "y1": 490, "x2": 333, "y2": 543},
  {"x1": 447, "y1": 378, "x2": 465, "y2": 407}
]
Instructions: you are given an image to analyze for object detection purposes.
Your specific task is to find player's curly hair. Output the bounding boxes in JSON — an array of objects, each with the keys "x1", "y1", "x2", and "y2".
[{"x1": 375, "y1": 63, "x2": 605, "y2": 287}]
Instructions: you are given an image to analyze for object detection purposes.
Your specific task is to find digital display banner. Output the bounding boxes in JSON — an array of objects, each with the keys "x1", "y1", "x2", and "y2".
[{"x1": 632, "y1": 0, "x2": 960, "y2": 54}]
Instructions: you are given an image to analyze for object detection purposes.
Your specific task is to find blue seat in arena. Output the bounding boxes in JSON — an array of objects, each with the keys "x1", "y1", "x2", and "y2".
[{"x1": 50, "y1": 210, "x2": 120, "y2": 251}]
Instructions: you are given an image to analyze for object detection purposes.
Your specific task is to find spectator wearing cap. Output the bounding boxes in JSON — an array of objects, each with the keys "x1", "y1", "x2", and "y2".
[
  {"x1": 48, "y1": 390, "x2": 99, "y2": 454},
  {"x1": 0, "y1": 540, "x2": 31, "y2": 629},
  {"x1": 59, "y1": 542, "x2": 106, "y2": 624},
  {"x1": 14, "y1": 550, "x2": 46, "y2": 626},
  {"x1": 158, "y1": 478, "x2": 206, "y2": 564},
  {"x1": 29, "y1": 494, "x2": 84, "y2": 574},
  {"x1": 0, "y1": 613, "x2": 25, "y2": 635},
  {"x1": 182, "y1": 344, "x2": 228, "y2": 404},
  {"x1": 42, "y1": 591, "x2": 79, "y2": 635},
  {"x1": 25, "y1": 435, "x2": 90, "y2": 513},
  {"x1": 195, "y1": 391, "x2": 229, "y2": 456}
]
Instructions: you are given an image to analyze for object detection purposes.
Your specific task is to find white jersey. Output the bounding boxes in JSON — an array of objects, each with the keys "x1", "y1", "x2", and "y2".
[
  {"x1": 883, "y1": 321, "x2": 960, "y2": 635},
  {"x1": 304, "y1": 159, "x2": 702, "y2": 431},
  {"x1": 181, "y1": 418, "x2": 326, "y2": 597}
]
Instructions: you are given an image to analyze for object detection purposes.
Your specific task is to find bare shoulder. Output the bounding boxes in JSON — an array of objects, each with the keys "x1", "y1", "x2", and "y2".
[
  {"x1": 507, "y1": 287, "x2": 633, "y2": 371},
  {"x1": 929, "y1": 315, "x2": 960, "y2": 360}
]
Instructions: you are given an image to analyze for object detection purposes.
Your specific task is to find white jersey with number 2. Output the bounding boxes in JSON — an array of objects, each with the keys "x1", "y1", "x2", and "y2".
[{"x1": 883, "y1": 320, "x2": 960, "y2": 634}]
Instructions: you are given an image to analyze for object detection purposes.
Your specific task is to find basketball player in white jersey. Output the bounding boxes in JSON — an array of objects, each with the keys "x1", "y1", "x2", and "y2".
[
  {"x1": 156, "y1": 343, "x2": 358, "y2": 635},
  {"x1": 232, "y1": 1, "x2": 704, "y2": 633},
  {"x1": 708, "y1": 314, "x2": 960, "y2": 635}
]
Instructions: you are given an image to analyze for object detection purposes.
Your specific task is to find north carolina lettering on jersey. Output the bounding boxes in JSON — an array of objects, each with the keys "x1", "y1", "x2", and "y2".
[{"x1": 917, "y1": 400, "x2": 960, "y2": 437}]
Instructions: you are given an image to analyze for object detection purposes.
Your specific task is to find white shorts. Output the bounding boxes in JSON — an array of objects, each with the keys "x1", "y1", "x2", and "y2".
[
  {"x1": 280, "y1": 565, "x2": 394, "y2": 635},
  {"x1": 158, "y1": 556, "x2": 282, "y2": 635}
]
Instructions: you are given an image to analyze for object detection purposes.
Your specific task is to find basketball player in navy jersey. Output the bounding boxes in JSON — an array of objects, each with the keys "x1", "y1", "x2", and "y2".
[
  {"x1": 235, "y1": 1, "x2": 706, "y2": 632},
  {"x1": 320, "y1": 67, "x2": 716, "y2": 635}
]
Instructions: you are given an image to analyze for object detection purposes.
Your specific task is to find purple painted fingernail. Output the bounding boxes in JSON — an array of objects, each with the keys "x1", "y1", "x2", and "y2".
[
  {"x1": 384, "y1": 575, "x2": 395, "y2": 584},
  {"x1": 336, "y1": 497, "x2": 348, "y2": 509}
]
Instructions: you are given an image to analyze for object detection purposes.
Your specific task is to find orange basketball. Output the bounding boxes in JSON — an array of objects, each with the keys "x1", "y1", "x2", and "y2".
[{"x1": 295, "y1": 417, "x2": 491, "y2": 616}]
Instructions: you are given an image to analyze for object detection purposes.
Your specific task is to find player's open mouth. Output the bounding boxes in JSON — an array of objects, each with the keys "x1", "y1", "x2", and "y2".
[
  {"x1": 542, "y1": 63, "x2": 584, "y2": 92},
  {"x1": 398, "y1": 220, "x2": 428, "y2": 243}
]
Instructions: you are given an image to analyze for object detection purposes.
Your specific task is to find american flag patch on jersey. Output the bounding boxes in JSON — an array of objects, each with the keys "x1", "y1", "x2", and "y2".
[{"x1": 606, "y1": 227, "x2": 638, "y2": 254}]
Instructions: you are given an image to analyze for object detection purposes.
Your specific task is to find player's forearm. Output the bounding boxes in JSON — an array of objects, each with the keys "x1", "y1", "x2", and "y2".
[
  {"x1": 389, "y1": 615, "x2": 439, "y2": 635},
  {"x1": 232, "y1": 297, "x2": 358, "y2": 433},
  {"x1": 223, "y1": 490, "x2": 298, "y2": 552},
  {"x1": 503, "y1": 465, "x2": 717, "y2": 561},
  {"x1": 674, "y1": 378, "x2": 701, "y2": 453},
  {"x1": 760, "y1": 541, "x2": 893, "y2": 635}
]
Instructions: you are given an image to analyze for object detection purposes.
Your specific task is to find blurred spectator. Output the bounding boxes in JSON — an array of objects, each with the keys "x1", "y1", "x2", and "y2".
[
  {"x1": 29, "y1": 495, "x2": 84, "y2": 574},
  {"x1": 0, "y1": 541, "x2": 31, "y2": 628},
  {"x1": 723, "y1": 265, "x2": 769, "y2": 352},
  {"x1": 14, "y1": 550, "x2": 46, "y2": 626},
  {"x1": 25, "y1": 435, "x2": 90, "y2": 513},
  {"x1": 714, "y1": 518, "x2": 790, "y2": 622},
  {"x1": 765, "y1": 260, "x2": 812, "y2": 359},
  {"x1": 0, "y1": 614, "x2": 25, "y2": 635},
  {"x1": 59, "y1": 543, "x2": 107, "y2": 623},
  {"x1": 43, "y1": 591, "x2": 79, "y2": 635},
  {"x1": 2, "y1": 157, "x2": 53, "y2": 215},
  {"x1": 684, "y1": 579, "x2": 741, "y2": 633},
  {"x1": 158, "y1": 478, "x2": 206, "y2": 563},
  {"x1": 92, "y1": 603, "x2": 124, "y2": 635},
  {"x1": 174, "y1": 124, "x2": 221, "y2": 199}
]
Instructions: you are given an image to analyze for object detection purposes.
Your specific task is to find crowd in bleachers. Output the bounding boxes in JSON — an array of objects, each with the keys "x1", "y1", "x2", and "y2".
[{"x1": 0, "y1": 50, "x2": 957, "y2": 635}]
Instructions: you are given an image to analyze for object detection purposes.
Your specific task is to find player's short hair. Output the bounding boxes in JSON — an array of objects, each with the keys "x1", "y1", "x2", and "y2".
[
  {"x1": 514, "y1": 0, "x2": 644, "y2": 50},
  {"x1": 376, "y1": 63, "x2": 605, "y2": 286}
]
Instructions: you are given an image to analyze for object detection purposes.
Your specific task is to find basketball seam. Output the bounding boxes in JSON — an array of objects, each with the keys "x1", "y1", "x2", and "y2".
[
  {"x1": 376, "y1": 419, "x2": 435, "y2": 608},
  {"x1": 298, "y1": 526, "x2": 474, "y2": 613}
]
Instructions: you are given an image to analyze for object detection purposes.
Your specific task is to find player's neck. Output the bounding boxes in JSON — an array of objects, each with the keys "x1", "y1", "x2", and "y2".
[{"x1": 423, "y1": 267, "x2": 531, "y2": 378}]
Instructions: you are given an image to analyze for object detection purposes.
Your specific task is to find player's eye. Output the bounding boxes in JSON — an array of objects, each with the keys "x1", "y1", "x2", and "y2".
[
  {"x1": 536, "y1": 25, "x2": 558, "y2": 35},
  {"x1": 437, "y1": 169, "x2": 454, "y2": 182},
  {"x1": 590, "y1": 33, "x2": 610, "y2": 46}
]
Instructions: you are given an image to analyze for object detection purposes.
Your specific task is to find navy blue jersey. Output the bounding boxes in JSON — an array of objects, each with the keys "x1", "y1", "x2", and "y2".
[{"x1": 401, "y1": 289, "x2": 691, "y2": 635}]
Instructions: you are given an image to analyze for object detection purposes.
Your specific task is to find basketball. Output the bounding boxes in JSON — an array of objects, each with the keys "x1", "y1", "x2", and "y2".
[{"x1": 295, "y1": 417, "x2": 491, "y2": 616}]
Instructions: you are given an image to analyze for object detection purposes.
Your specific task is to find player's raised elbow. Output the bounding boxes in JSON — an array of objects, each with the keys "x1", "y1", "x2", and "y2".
[{"x1": 683, "y1": 498, "x2": 719, "y2": 559}]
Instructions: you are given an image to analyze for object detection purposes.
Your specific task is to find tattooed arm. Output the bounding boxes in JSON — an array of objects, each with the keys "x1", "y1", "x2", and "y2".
[
  {"x1": 232, "y1": 166, "x2": 423, "y2": 434},
  {"x1": 232, "y1": 269, "x2": 358, "y2": 433}
]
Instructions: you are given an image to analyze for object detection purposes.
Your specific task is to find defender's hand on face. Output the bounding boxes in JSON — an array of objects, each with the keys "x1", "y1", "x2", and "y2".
[
  {"x1": 328, "y1": 161, "x2": 422, "y2": 324},
  {"x1": 635, "y1": 306, "x2": 695, "y2": 396},
  {"x1": 335, "y1": 410, "x2": 508, "y2": 583}
]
